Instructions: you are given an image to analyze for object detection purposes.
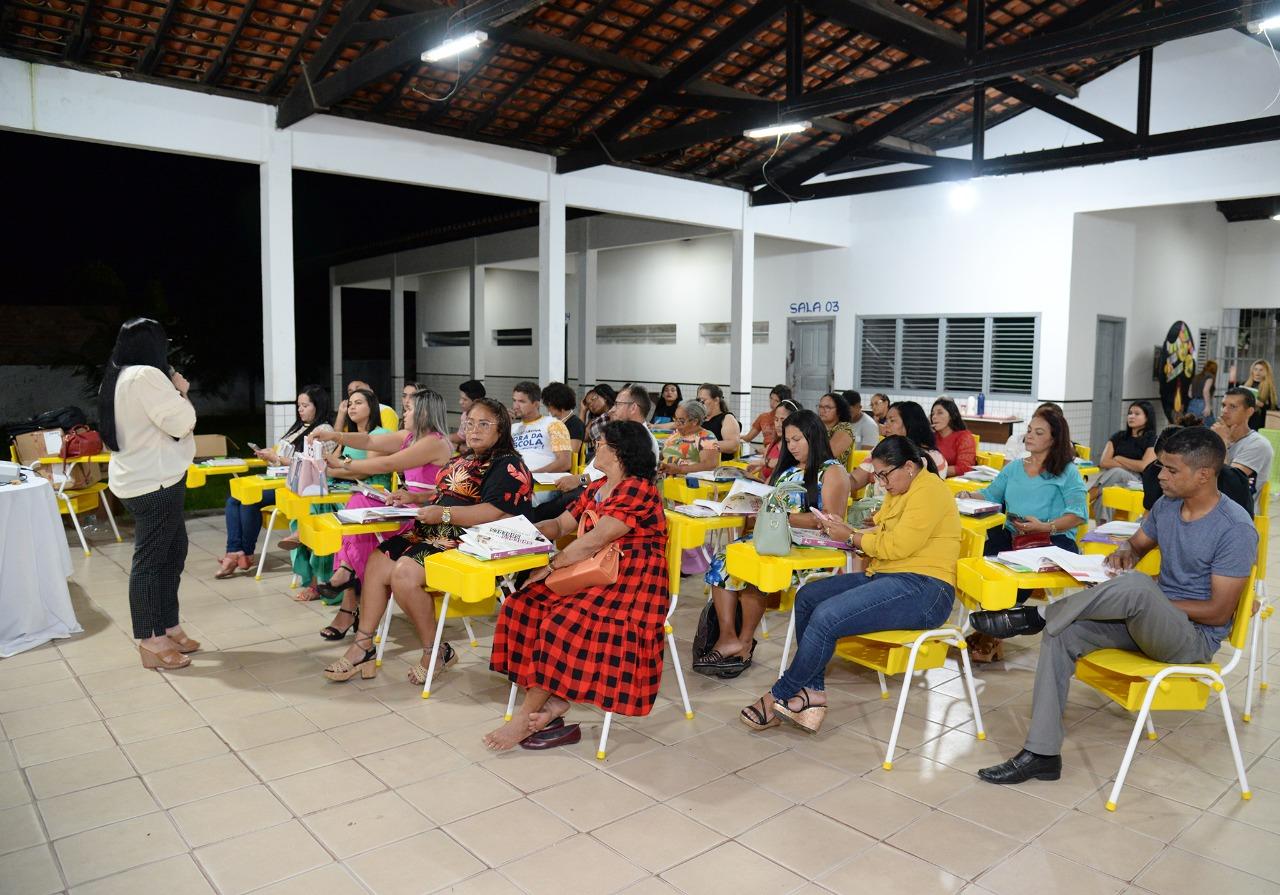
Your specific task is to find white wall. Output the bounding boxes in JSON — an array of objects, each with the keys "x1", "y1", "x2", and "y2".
[{"x1": 1224, "y1": 221, "x2": 1280, "y2": 309}]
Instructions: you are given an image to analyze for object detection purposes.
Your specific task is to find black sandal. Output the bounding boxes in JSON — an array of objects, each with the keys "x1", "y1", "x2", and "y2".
[
  {"x1": 740, "y1": 697, "x2": 781, "y2": 731},
  {"x1": 320, "y1": 606, "x2": 359, "y2": 641},
  {"x1": 316, "y1": 571, "x2": 360, "y2": 600}
]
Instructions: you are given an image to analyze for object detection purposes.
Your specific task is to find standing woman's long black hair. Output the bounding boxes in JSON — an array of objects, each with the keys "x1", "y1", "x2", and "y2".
[
  {"x1": 98, "y1": 318, "x2": 172, "y2": 452},
  {"x1": 770, "y1": 409, "x2": 834, "y2": 509}
]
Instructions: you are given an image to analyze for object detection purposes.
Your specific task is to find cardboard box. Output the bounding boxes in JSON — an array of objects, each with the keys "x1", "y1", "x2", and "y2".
[
  {"x1": 1266, "y1": 410, "x2": 1280, "y2": 431},
  {"x1": 13, "y1": 429, "x2": 65, "y2": 465},
  {"x1": 193, "y1": 434, "x2": 229, "y2": 459}
]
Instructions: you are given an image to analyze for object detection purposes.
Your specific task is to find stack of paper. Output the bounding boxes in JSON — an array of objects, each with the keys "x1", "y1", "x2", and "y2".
[
  {"x1": 956, "y1": 497, "x2": 1001, "y2": 517},
  {"x1": 992, "y1": 546, "x2": 1111, "y2": 583},
  {"x1": 670, "y1": 479, "x2": 773, "y2": 517},
  {"x1": 961, "y1": 466, "x2": 1001, "y2": 482},
  {"x1": 458, "y1": 516, "x2": 554, "y2": 560},
  {"x1": 335, "y1": 506, "x2": 420, "y2": 524}
]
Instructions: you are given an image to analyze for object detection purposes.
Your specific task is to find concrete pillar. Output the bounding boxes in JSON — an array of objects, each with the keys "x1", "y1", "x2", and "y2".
[
  {"x1": 538, "y1": 178, "x2": 567, "y2": 383},
  {"x1": 576, "y1": 247, "x2": 598, "y2": 387},
  {"x1": 730, "y1": 207, "x2": 755, "y2": 423},
  {"x1": 261, "y1": 130, "x2": 297, "y2": 441},
  {"x1": 329, "y1": 271, "x2": 343, "y2": 409},
  {"x1": 391, "y1": 267, "x2": 406, "y2": 399},
  {"x1": 469, "y1": 258, "x2": 486, "y2": 380}
]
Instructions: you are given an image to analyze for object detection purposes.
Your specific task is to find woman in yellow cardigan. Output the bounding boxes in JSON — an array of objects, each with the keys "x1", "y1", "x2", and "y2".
[{"x1": 741, "y1": 436, "x2": 961, "y2": 734}]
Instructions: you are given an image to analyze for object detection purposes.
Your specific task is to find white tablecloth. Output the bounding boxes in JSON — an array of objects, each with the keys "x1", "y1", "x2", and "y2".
[{"x1": 0, "y1": 476, "x2": 80, "y2": 657}]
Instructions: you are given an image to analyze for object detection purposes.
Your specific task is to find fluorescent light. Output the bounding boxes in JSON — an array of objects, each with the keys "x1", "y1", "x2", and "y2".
[
  {"x1": 948, "y1": 183, "x2": 979, "y2": 212},
  {"x1": 421, "y1": 30, "x2": 487, "y2": 63},
  {"x1": 1272, "y1": 213, "x2": 1280, "y2": 221},
  {"x1": 743, "y1": 121, "x2": 811, "y2": 140},
  {"x1": 1259, "y1": 15, "x2": 1280, "y2": 30}
]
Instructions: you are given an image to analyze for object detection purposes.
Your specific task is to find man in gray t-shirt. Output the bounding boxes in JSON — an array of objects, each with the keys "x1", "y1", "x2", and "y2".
[
  {"x1": 842, "y1": 390, "x2": 882, "y2": 449},
  {"x1": 1215, "y1": 386, "x2": 1274, "y2": 510},
  {"x1": 970, "y1": 427, "x2": 1257, "y2": 786}
]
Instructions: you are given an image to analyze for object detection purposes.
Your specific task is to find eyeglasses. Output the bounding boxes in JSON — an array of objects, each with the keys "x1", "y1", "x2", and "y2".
[
  {"x1": 871, "y1": 464, "x2": 903, "y2": 483},
  {"x1": 672, "y1": 416, "x2": 690, "y2": 424},
  {"x1": 614, "y1": 399, "x2": 637, "y2": 408},
  {"x1": 463, "y1": 420, "x2": 496, "y2": 431},
  {"x1": 594, "y1": 437, "x2": 611, "y2": 450}
]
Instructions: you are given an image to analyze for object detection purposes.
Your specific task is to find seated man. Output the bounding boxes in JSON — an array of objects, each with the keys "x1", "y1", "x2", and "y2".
[
  {"x1": 510, "y1": 381, "x2": 572, "y2": 475},
  {"x1": 971, "y1": 426, "x2": 1257, "y2": 784},
  {"x1": 842, "y1": 389, "x2": 881, "y2": 449},
  {"x1": 1212, "y1": 386, "x2": 1274, "y2": 510}
]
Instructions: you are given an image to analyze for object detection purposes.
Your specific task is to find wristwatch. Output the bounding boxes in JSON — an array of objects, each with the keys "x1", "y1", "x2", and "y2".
[
  {"x1": 580, "y1": 474, "x2": 590, "y2": 487},
  {"x1": 441, "y1": 508, "x2": 452, "y2": 526}
]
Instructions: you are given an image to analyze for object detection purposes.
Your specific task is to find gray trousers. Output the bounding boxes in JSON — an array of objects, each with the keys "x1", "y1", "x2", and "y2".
[{"x1": 1024, "y1": 572, "x2": 1214, "y2": 755}]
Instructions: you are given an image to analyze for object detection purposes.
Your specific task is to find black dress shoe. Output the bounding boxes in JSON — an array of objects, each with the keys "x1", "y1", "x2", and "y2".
[
  {"x1": 978, "y1": 749, "x2": 1062, "y2": 784},
  {"x1": 970, "y1": 607, "x2": 1046, "y2": 639}
]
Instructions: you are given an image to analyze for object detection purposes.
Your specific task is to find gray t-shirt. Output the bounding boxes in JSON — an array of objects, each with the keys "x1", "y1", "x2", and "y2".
[
  {"x1": 850, "y1": 413, "x2": 880, "y2": 449},
  {"x1": 1226, "y1": 430, "x2": 1273, "y2": 509},
  {"x1": 1139, "y1": 494, "x2": 1257, "y2": 651}
]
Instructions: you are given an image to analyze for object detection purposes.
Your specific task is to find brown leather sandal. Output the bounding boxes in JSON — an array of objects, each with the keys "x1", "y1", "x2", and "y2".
[
  {"x1": 167, "y1": 632, "x2": 201, "y2": 654},
  {"x1": 139, "y1": 644, "x2": 191, "y2": 671}
]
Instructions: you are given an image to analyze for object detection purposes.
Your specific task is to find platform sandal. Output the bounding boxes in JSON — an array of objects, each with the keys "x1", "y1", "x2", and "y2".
[{"x1": 323, "y1": 631, "x2": 377, "y2": 681}]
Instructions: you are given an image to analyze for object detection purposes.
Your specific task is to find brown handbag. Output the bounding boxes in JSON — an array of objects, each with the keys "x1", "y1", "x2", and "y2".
[{"x1": 545, "y1": 509, "x2": 622, "y2": 596}]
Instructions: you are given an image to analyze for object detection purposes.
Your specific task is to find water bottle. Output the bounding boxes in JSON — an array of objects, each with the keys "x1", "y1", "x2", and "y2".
[
  {"x1": 966, "y1": 395, "x2": 978, "y2": 415},
  {"x1": 977, "y1": 392, "x2": 986, "y2": 416}
]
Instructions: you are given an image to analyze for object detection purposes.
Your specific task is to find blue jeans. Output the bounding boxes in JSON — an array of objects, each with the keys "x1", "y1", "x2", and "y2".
[
  {"x1": 225, "y1": 491, "x2": 275, "y2": 554},
  {"x1": 771, "y1": 571, "x2": 955, "y2": 700}
]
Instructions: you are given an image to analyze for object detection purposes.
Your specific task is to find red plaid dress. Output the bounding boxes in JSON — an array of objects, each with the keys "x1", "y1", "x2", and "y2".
[{"x1": 490, "y1": 477, "x2": 669, "y2": 716}]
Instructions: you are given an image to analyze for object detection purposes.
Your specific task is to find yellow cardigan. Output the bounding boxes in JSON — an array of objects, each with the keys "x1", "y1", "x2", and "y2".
[{"x1": 859, "y1": 470, "x2": 961, "y2": 585}]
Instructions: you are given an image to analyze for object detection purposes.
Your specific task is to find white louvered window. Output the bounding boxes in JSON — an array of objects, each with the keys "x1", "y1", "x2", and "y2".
[
  {"x1": 858, "y1": 318, "x2": 898, "y2": 389},
  {"x1": 857, "y1": 315, "x2": 1038, "y2": 397}
]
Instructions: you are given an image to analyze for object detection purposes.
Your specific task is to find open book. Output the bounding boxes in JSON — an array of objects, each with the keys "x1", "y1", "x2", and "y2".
[
  {"x1": 687, "y1": 466, "x2": 749, "y2": 483},
  {"x1": 670, "y1": 479, "x2": 774, "y2": 517},
  {"x1": 957, "y1": 465, "x2": 1001, "y2": 483},
  {"x1": 335, "y1": 506, "x2": 420, "y2": 524},
  {"x1": 790, "y1": 528, "x2": 851, "y2": 549},
  {"x1": 992, "y1": 546, "x2": 1112, "y2": 583},
  {"x1": 353, "y1": 482, "x2": 389, "y2": 503},
  {"x1": 1081, "y1": 520, "x2": 1141, "y2": 545},
  {"x1": 956, "y1": 497, "x2": 1001, "y2": 517},
  {"x1": 458, "y1": 516, "x2": 554, "y2": 560}
]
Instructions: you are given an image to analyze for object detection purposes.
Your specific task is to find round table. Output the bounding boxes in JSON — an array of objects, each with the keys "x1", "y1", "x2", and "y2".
[{"x1": 0, "y1": 476, "x2": 80, "y2": 657}]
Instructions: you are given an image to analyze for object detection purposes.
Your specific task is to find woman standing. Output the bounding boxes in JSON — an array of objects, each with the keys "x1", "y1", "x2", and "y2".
[
  {"x1": 100, "y1": 319, "x2": 198, "y2": 671},
  {"x1": 931, "y1": 397, "x2": 976, "y2": 476},
  {"x1": 1234, "y1": 359, "x2": 1277, "y2": 430},
  {"x1": 1188, "y1": 361, "x2": 1217, "y2": 425}
]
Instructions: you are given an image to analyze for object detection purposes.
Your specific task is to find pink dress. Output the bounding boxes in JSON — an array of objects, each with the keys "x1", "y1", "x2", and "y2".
[{"x1": 333, "y1": 432, "x2": 445, "y2": 580}]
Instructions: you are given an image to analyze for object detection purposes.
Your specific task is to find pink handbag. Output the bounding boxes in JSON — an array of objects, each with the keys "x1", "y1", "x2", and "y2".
[{"x1": 545, "y1": 509, "x2": 622, "y2": 596}]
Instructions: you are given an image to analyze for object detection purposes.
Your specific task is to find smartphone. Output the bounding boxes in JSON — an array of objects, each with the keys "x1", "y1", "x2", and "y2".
[
  {"x1": 1007, "y1": 513, "x2": 1027, "y2": 523},
  {"x1": 248, "y1": 442, "x2": 261, "y2": 452}
]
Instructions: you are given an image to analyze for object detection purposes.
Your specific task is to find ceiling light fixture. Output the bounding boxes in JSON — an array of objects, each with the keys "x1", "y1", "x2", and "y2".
[
  {"x1": 1272, "y1": 213, "x2": 1280, "y2": 221},
  {"x1": 948, "y1": 183, "x2": 979, "y2": 212},
  {"x1": 744, "y1": 121, "x2": 811, "y2": 140},
  {"x1": 422, "y1": 31, "x2": 487, "y2": 63},
  {"x1": 1247, "y1": 14, "x2": 1280, "y2": 32}
]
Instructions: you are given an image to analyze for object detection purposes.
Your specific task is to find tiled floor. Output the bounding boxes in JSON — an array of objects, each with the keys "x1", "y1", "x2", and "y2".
[{"x1": 3, "y1": 512, "x2": 1280, "y2": 895}]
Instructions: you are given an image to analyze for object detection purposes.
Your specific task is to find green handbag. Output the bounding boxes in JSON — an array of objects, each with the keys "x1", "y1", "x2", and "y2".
[{"x1": 754, "y1": 482, "x2": 808, "y2": 556}]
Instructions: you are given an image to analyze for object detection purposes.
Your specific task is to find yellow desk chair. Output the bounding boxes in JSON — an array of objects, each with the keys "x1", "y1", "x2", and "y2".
[
  {"x1": 416, "y1": 549, "x2": 549, "y2": 698},
  {"x1": 1074, "y1": 444, "x2": 1092, "y2": 461},
  {"x1": 1244, "y1": 514, "x2": 1271, "y2": 722},
  {"x1": 32, "y1": 456, "x2": 121, "y2": 556},
  {"x1": 571, "y1": 443, "x2": 587, "y2": 476},
  {"x1": 975, "y1": 450, "x2": 1005, "y2": 470},
  {"x1": 256, "y1": 486, "x2": 354, "y2": 581},
  {"x1": 722, "y1": 540, "x2": 850, "y2": 677},
  {"x1": 185, "y1": 461, "x2": 251, "y2": 489},
  {"x1": 831, "y1": 516, "x2": 1001, "y2": 770},
  {"x1": 1075, "y1": 565, "x2": 1258, "y2": 811},
  {"x1": 1101, "y1": 485, "x2": 1146, "y2": 521}
]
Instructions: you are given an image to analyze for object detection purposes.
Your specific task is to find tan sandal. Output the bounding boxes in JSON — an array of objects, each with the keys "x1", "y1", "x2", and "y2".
[
  {"x1": 214, "y1": 553, "x2": 240, "y2": 579},
  {"x1": 407, "y1": 643, "x2": 457, "y2": 685},
  {"x1": 168, "y1": 632, "x2": 201, "y2": 654},
  {"x1": 740, "y1": 697, "x2": 782, "y2": 731},
  {"x1": 324, "y1": 633, "x2": 377, "y2": 682},
  {"x1": 773, "y1": 688, "x2": 827, "y2": 734},
  {"x1": 140, "y1": 644, "x2": 191, "y2": 671}
]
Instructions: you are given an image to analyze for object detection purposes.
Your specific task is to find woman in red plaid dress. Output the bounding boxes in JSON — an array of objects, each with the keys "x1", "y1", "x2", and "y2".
[{"x1": 485, "y1": 420, "x2": 668, "y2": 750}]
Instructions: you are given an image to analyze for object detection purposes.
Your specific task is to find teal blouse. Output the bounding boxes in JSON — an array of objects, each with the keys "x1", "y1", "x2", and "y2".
[
  {"x1": 983, "y1": 458, "x2": 1088, "y2": 540},
  {"x1": 337, "y1": 426, "x2": 393, "y2": 490}
]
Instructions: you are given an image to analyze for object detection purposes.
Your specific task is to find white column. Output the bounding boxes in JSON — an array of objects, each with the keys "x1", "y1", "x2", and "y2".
[
  {"x1": 729, "y1": 206, "x2": 755, "y2": 423},
  {"x1": 261, "y1": 130, "x2": 297, "y2": 441},
  {"x1": 538, "y1": 177, "x2": 567, "y2": 383},
  {"x1": 469, "y1": 260, "x2": 486, "y2": 380},
  {"x1": 576, "y1": 247, "x2": 598, "y2": 387},
  {"x1": 329, "y1": 270, "x2": 343, "y2": 406},
  {"x1": 391, "y1": 268, "x2": 406, "y2": 398}
]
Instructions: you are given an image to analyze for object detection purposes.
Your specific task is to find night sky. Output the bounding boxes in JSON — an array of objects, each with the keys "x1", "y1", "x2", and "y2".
[{"x1": 2, "y1": 129, "x2": 532, "y2": 407}]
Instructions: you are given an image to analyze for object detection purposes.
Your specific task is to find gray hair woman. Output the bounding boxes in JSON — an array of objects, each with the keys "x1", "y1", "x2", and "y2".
[{"x1": 659, "y1": 400, "x2": 718, "y2": 476}]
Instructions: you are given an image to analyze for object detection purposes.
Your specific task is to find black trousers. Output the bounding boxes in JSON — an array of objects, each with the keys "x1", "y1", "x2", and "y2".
[{"x1": 119, "y1": 479, "x2": 189, "y2": 639}]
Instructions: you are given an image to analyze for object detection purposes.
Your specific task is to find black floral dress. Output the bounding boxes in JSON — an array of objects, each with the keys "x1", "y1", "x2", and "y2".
[{"x1": 377, "y1": 451, "x2": 533, "y2": 565}]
